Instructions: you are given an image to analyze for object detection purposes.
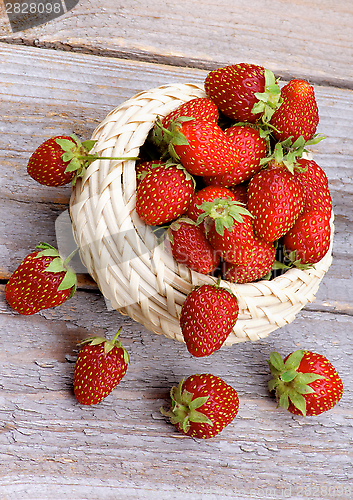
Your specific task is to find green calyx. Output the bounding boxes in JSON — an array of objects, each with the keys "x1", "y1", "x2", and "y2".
[
  {"x1": 268, "y1": 350, "x2": 325, "y2": 416},
  {"x1": 151, "y1": 116, "x2": 194, "y2": 162},
  {"x1": 80, "y1": 327, "x2": 130, "y2": 364},
  {"x1": 196, "y1": 197, "x2": 253, "y2": 236},
  {"x1": 57, "y1": 134, "x2": 139, "y2": 185},
  {"x1": 160, "y1": 378, "x2": 213, "y2": 433},
  {"x1": 260, "y1": 134, "x2": 325, "y2": 174},
  {"x1": 35, "y1": 242, "x2": 77, "y2": 294},
  {"x1": 252, "y1": 69, "x2": 282, "y2": 123},
  {"x1": 283, "y1": 249, "x2": 315, "y2": 271}
]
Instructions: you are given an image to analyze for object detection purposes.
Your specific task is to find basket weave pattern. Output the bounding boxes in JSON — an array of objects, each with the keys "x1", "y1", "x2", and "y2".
[{"x1": 69, "y1": 83, "x2": 333, "y2": 345}]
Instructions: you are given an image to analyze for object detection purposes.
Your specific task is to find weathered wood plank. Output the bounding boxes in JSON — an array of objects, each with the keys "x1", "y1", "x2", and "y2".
[{"x1": 0, "y1": 0, "x2": 353, "y2": 87}]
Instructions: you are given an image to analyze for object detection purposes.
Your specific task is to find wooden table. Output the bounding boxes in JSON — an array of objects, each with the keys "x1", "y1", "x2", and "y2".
[{"x1": 1, "y1": 2, "x2": 353, "y2": 499}]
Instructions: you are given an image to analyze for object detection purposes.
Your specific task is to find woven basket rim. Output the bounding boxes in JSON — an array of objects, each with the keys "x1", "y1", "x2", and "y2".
[{"x1": 69, "y1": 83, "x2": 333, "y2": 345}]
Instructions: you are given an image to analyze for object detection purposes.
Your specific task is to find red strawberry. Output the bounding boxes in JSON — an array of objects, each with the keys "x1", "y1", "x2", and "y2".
[
  {"x1": 204, "y1": 63, "x2": 281, "y2": 122},
  {"x1": 151, "y1": 99, "x2": 219, "y2": 154},
  {"x1": 187, "y1": 185, "x2": 237, "y2": 227},
  {"x1": 180, "y1": 282, "x2": 239, "y2": 357},
  {"x1": 227, "y1": 182, "x2": 248, "y2": 205},
  {"x1": 27, "y1": 134, "x2": 137, "y2": 187},
  {"x1": 74, "y1": 329, "x2": 130, "y2": 405},
  {"x1": 167, "y1": 218, "x2": 220, "y2": 274},
  {"x1": 135, "y1": 160, "x2": 163, "y2": 186},
  {"x1": 135, "y1": 163, "x2": 194, "y2": 225},
  {"x1": 198, "y1": 198, "x2": 255, "y2": 265},
  {"x1": 224, "y1": 237, "x2": 276, "y2": 283},
  {"x1": 201, "y1": 125, "x2": 267, "y2": 187},
  {"x1": 294, "y1": 158, "x2": 332, "y2": 215},
  {"x1": 247, "y1": 163, "x2": 304, "y2": 242},
  {"x1": 270, "y1": 79, "x2": 319, "y2": 142},
  {"x1": 161, "y1": 373, "x2": 239, "y2": 439},
  {"x1": 268, "y1": 350, "x2": 343, "y2": 416},
  {"x1": 5, "y1": 242, "x2": 76, "y2": 315},
  {"x1": 169, "y1": 119, "x2": 240, "y2": 176},
  {"x1": 283, "y1": 209, "x2": 331, "y2": 264},
  {"x1": 162, "y1": 97, "x2": 219, "y2": 129},
  {"x1": 27, "y1": 135, "x2": 102, "y2": 186}
]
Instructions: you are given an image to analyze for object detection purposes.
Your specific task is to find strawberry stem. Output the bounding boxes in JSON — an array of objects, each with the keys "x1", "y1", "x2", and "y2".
[{"x1": 77, "y1": 155, "x2": 139, "y2": 161}]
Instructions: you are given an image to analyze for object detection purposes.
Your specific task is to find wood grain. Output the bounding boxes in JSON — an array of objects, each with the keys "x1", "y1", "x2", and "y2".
[{"x1": 0, "y1": 0, "x2": 353, "y2": 87}]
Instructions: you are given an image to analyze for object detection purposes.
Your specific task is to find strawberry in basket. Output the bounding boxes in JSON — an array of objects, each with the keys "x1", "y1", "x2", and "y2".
[
  {"x1": 270, "y1": 79, "x2": 319, "y2": 142},
  {"x1": 167, "y1": 217, "x2": 220, "y2": 274},
  {"x1": 136, "y1": 162, "x2": 194, "y2": 225},
  {"x1": 204, "y1": 62, "x2": 282, "y2": 123}
]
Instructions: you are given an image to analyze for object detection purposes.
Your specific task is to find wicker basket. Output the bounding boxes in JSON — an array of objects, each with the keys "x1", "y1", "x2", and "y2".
[{"x1": 69, "y1": 83, "x2": 333, "y2": 345}]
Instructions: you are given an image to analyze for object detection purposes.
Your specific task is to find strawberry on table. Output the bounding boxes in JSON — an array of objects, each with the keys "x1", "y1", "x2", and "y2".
[
  {"x1": 5, "y1": 242, "x2": 77, "y2": 315},
  {"x1": 180, "y1": 282, "x2": 239, "y2": 357},
  {"x1": 27, "y1": 134, "x2": 137, "y2": 187},
  {"x1": 135, "y1": 163, "x2": 194, "y2": 225},
  {"x1": 74, "y1": 328, "x2": 130, "y2": 405},
  {"x1": 197, "y1": 197, "x2": 255, "y2": 265},
  {"x1": 270, "y1": 79, "x2": 319, "y2": 142},
  {"x1": 168, "y1": 118, "x2": 241, "y2": 177},
  {"x1": 268, "y1": 350, "x2": 343, "y2": 416},
  {"x1": 167, "y1": 217, "x2": 220, "y2": 274},
  {"x1": 204, "y1": 63, "x2": 282, "y2": 123},
  {"x1": 161, "y1": 373, "x2": 239, "y2": 438},
  {"x1": 283, "y1": 209, "x2": 331, "y2": 265},
  {"x1": 224, "y1": 237, "x2": 276, "y2": 283},
  {"x1": 247, "y1": 163, "x2": 304, "y2": 242}
]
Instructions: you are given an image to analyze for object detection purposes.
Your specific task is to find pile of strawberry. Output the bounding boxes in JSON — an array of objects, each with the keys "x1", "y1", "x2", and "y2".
[
  {"x1": 134, "y1": 62, "x2": 333, "y2": 357},
  {"x1": 136, "y1": 63, "x2": 332, "y2": 285},
  {"x1": 4, "y1": 62, "x2": 342, "y2": 440}
]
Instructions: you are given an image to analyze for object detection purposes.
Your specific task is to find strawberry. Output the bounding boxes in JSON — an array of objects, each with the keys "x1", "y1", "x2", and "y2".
[
  {"x1": 135, "y1": 163, "x2": 194, "y2": 225},
  {"x1": 135, "y1": 159, "x2": 163, "y2": 186},
  {"x1": 180, "y1": 282, "x2": 239, "y2": 357},
  {"x1": 27, "y1": 134, "x2": 137, "y2": 187},
  {"x1": 283, "y1": 209, "x2": 331, "y2": 264},
  {"x1": 167, "y1": 218, "x2": 220, "y2": 274},
  {"x1": 247, "y1": 163, "x2": 304, "y2": 242},
  {"x1": 204, "y1": 63, "x2": 282, "y2": 123},
  {"x1": 268, "y1": 350, "x2": 343, "y2": 416},
  {"x1": 200, "y1": 125, "x2": 267, "y2": 187},
  {"x1": 187, "y1": 185, "x2": 237, "y2": 227},
  {"x1": 224, "y1": 237, "x2": 276, "y2": 283},
  {"x1": 161, "y1": 373, "x2": 239, "y2": 439},
  {"x1": 5, "y1": 242, "x2": 76, "y2": 315},
  {"x1": 270, "y1": 79, "x2": 319, "y2": 142},
  {"x1": 294, "y1": 158, "x2": 332, "y2": 215},
  {"x1": 227, "y1": 182, "x2": 248, "y2": 205},
  {"x1": 74, "y1": 328, "x2": 130, "y2": 405},
  {"x1": 151, "y1": 99, "x2": 219, "y2": 155},
  {"x1": 197, "y1": 197, "x2": 255, "y2": 265},
  {"x1": 168, "y1": 119, "x2": 240, "y2": 176},
  {"x1": 161, "y1": 97, "x2": 219, "y2": 129}
]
